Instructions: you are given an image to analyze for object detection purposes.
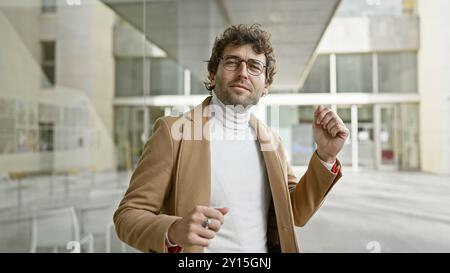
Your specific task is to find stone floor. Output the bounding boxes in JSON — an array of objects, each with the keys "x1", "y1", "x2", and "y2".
[
  {"x1": 295, "y1": 167, "x2": 450, "y2": 252},
  {"x1": 1, "y1": 167, "x2": 449, "y2": 253}
]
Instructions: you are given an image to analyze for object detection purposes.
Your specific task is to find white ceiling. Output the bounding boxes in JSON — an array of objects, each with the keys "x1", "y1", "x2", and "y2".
[{"x1": 102, "y1": 0, "x2": 341, "y2": 91}]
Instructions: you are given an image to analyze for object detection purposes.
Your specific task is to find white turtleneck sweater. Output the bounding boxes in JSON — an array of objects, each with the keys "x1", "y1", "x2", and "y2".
[
  {"x1": 198, "y1": 92, "x2": 335, "y2": 252},
  {"x1": 204, "y1": 92, "x2": 271, "y2": 253}
]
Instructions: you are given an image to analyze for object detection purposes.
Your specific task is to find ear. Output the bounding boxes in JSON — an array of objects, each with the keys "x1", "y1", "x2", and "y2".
[
  {"x1": 263, "y1": 80, "x2": 270, "y2": 96},
  {"x1": 209, "y1": 73, "x2": 216, "y2": 87}
]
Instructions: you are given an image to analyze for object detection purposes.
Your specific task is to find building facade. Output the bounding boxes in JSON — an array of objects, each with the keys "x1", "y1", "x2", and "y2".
[
  {"x1": 1, "y1": 0, "x2": 448, "y2": 175},
  {"x1": 0, "y1": 0, "x2": 116, "y2": 175}
]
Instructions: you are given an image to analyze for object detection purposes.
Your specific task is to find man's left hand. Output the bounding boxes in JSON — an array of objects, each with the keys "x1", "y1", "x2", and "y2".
[{"x1": 313, "y1": 105, "x2": 350, "y2": 163}]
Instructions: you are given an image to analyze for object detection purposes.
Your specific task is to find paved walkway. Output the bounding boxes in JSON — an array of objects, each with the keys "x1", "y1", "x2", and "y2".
[
  {"x1": 295, "y1": 167, "x2": 450, "y2": 252},
  {"x1": 1, "y1": 168, "x2": 449, "y2": 252}
]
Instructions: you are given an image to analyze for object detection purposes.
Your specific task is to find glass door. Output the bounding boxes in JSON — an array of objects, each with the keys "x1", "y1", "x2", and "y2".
[
  {"x1": 130, "y1": 108, "x2": 145, "y2": 168},
  {"x1": 114, "y1": 107, "x2": 144, "y2": 170},
  {"x1": 375, "y1": 104, "x2": 398, "y2": 170}
]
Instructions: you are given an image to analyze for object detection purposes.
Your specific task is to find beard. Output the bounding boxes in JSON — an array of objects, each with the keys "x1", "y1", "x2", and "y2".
[{"x1": 216, "y1": 80, "x2": 263, "y2": 108}]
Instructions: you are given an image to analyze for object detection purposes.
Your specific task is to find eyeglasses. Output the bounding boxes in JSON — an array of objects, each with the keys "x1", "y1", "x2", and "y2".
[{"x1": 221, "y1": 55, "x2": 266, "y2": 76}]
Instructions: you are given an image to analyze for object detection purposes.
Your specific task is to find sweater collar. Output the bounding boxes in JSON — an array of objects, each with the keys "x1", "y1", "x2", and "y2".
[{"x1": 210, "y1": 91, "x2": 253, "y2": 132}]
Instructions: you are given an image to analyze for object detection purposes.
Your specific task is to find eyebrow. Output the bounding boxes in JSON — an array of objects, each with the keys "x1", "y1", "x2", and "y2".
[{"x1": 223, "y1": 55, "x2": 265, "y2": 65}]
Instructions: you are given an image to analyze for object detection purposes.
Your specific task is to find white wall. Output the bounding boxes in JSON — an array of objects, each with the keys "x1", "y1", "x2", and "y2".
[
  {"x1": 52, "y1": 0, "x2": 116, "y2": 171},
  {"x1": 418, "y1": 0, "x2": 450, "y2": 175},
  {"x1": 318, "y1": 16, "x2": 419, "y2": 53}
]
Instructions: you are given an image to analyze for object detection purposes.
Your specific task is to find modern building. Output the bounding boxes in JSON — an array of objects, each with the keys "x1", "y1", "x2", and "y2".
[
  {"x1": 1, "y1": 0, "x2": 449, "y2": 176},
  {"x1": 0, "y1": 0, "x2": 116, "y2": 175}
]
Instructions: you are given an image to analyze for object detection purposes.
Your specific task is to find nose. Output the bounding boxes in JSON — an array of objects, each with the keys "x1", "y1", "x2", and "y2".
[{"x1": 236, "y1": 61, "x2": 249, "y2": 80}]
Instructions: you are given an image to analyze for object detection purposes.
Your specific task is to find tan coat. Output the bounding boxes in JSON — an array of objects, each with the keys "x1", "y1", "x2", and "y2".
[{"x1": 113, "y1": 96, "x2": 342, "y2": 253}]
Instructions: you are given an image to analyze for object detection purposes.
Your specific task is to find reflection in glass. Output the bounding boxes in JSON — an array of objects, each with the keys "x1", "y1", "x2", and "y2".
[
  {"x1": 41, "y1": 0, "x2": 57, "y2": 14},
  {"x1": 150, "y1": 58, "x2": 184, "y2": 95},
  {"x1": 378, "y1": 52, "x2": 417, "y2": 93},
  {"x1": 380, "y1": 106, "x2": 396, "y2": 166},
  {"x1": 114, "y1": 106, "x2": 165, "y2": 170},
  {"x1": 337, "y1": 53, "x2": 372, "y2": 93},
  {"x1": 300, "y1": 55, "x2": 330, "y2": 93},
  {"x1": 115, "y1": 58, "x2": 145, "y2": 97}
]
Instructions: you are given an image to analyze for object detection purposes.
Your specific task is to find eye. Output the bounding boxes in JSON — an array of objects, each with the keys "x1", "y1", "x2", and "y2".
[
  {"x1": 225, "y1": 59, "x2": 238, "y2": 65},
  {"x1": 248, "y1": 62, "x2": 263, "y2": 72},
  {"x1": 249, "y1": 63, "x2": 261, "y2": 70}
]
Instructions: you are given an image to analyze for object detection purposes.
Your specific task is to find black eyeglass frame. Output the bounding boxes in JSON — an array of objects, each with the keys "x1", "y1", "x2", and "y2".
[{"x1": 220, "y1": 55, "x2": 267, "y2": 76}]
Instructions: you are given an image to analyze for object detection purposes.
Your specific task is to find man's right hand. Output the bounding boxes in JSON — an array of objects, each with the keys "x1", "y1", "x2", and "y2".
[{"x1": 167, "y1": 206, "x2": 229, "y2": 248}]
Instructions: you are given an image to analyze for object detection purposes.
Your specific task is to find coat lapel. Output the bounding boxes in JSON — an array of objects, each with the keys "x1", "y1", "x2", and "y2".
[
  {"x1": 173, "y1": 97, "x2": 213, "y2": 253},
  {"x1": 249, "y1": 114, "x2": 287, "y2": 198},
  {"x1": 249, "y1": 114, "x2": 298, "y2": 252},
  {"x1": 175, "y1": 96, "x2": 213, "y2": 218}
]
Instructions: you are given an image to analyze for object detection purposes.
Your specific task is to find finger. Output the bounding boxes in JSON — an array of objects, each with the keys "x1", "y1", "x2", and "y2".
[
  {"x1": 313, "y1": 105, "x2": 322, "y2": 124},
  {"x1": 326, "y1": 119, "x2": 337, "y2": 132},
  {"x1": 215, "y1": 207, "x2": 229, "y2": 216},
  {"x1": 329, "y1": 125, "x2": 340, "y2": 137},
  {"x1": 335, "y1": 116, "x2": 345, "y2": 128},
  {"x1": 336, "y1": 125, "x2": 350, "y2": 138},
  {"x1": 190, "y1": 234, "x2": 210, "y2": 247},
  {"x1": 193, "y1": 205, "x2": 209, "y2": 214},
  {"x1": 197, "y1": 226, "x2": 216, "y2": 240},
  {"x1": 321, "y1": 111, "x2": 335, "y2": 128},
  {"x1": 203, "y1": 207, "x2": 225, "y2": 224},
  {"x1": 331, "y1": 125, "x2": 348, "y2": 138},
  {"x1": 316, "y1": 108, "x2": 331, "y2": 125},
  {"x1": 205, "y1": 218, "x2": 221, "y2": 232},
  {"x1": 314, "y1": 105, "x2": 324, "y2": 117}
]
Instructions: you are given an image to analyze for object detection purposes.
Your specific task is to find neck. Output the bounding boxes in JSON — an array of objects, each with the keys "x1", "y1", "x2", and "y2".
[{"x1": 210, "y1": 91, "x2": 253, "y2": 133}]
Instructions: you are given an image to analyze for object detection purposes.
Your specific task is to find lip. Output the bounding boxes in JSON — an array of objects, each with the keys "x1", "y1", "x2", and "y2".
[{"x1": 229, "y1": 84, "x2": 250, "y2": 92}]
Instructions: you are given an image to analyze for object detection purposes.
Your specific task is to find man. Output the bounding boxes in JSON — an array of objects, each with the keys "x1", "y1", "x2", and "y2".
[{"x1": 113, "y1": 24, "x2": 349, "y2": 253}]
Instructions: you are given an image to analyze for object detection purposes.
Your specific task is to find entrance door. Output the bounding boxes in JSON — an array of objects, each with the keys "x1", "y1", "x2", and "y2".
[{"x1": 375, "y1": 105, "x2": 398, "y2": 170}]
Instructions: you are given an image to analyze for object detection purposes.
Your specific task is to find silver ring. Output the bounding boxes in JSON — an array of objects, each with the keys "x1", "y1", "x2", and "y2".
[{"x1": 201, "y1": 218, "x2": 211, "y2": 229}]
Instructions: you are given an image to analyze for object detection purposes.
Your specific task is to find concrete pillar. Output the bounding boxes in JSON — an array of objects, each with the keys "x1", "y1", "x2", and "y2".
[
  {"x1": 417, "y1": 0, "x2": 450, "y2": 175},
  {"x1": 351, "y1": 104, "x2": 359, "y2": 172}
]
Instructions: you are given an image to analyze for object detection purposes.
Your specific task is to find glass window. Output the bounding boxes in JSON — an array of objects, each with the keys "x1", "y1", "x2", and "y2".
[
  {"x1": 39, "y1": 122, "x2": 54, "y2": 151},
  {"x1": 191, "y1": 76, "x2": 207, "y2": 95},
  {"x1": 267, "y1": 105, "x2": 316, "y2": 166},
  {"x1": 337, "y1": 54, "x2": 372, "y2": 93},
  {"x1": 116, "y1": 57, "x2": 185, "y2": 96},
  {"x1": 0, "y1": 117, "x2": 15, "y2": 134},
  {"x1": 336, "y1": 105, "x2": 375, "y2": 167},
  {"x1": 150, "y1": 58, "x2": 184, "y2": 95},
  {"x1": 41, "y1": 0, "x2": 57, "y2": 14},
  {"x1": 335, "y1": 107, "x2": 352, "y2": 166},
  {"x1": 335, "y1": 0, "x2": 413, "y2": 17},
  {"x1": 41, "y1": 41, "x2": 56, "y2": 88},
  {"x1": 42, "y1": 41, "x2": 55, "y2": 61},
  {"x1": 378, "y1": 52, "x2": 417, "y2": 93},
  {"x1": 115, "y1": 58, "x2": 145, "y2": 97},
  {"x1": 292, "y1": 106, "x2": 316, "y2": 165},
  {"x1": 114, "y1": 106, "x2": 165, "y2": 170},
  {"x1": 357, "y1": 105, "x2": 375, "y2": 168},
  {"x1": 300, "y1": 55, "x2": 330, "y2": 93},
  {"x1": 0, "y1": 135, "x2": 15, "y2": 154},
  {"x1": 398, "y1": 103, "x2": 420, "y2": 169}
]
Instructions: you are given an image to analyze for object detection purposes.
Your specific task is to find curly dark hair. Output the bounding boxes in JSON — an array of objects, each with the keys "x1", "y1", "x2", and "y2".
[{"x1": 203, "y1": 24, "x2": 277, "y2": 92}]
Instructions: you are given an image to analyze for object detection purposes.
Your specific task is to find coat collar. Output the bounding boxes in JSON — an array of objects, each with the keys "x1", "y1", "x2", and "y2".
[{"x1": 184, "y1": 96, "x2": 279, "y2": 151}]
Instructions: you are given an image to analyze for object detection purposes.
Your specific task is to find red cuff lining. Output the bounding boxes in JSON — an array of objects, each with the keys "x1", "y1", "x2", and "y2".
[
  {"x1": 331, "y1": 162, "x2": 340, "y2": 174},
  {"x1": 168, "y1": 246, "x2": 182, "y2": 253}
]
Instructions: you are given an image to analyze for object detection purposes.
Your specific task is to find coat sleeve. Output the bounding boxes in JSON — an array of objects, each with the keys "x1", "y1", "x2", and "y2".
[
  {"x1": 283, "y1": 144, "x2": 342, "y2": 227},
  {"x1": 113, "y1": 117, "x2": 181, "y2": 253}
]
